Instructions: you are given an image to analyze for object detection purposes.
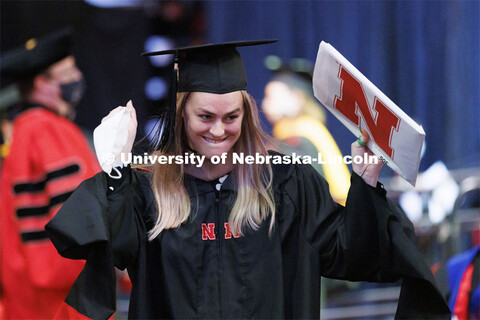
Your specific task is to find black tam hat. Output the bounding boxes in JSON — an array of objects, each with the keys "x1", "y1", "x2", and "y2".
[
  {"x1": 142, "y1": 39, "x2": 277, "y2": 152},
  {"x1": 0, "y1": 28, "x2": 73, "y2": 86}
]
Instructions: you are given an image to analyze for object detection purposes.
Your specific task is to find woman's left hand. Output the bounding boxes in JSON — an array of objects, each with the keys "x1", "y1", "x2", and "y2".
[{"x1": 351, "y1": 128, "x2": 384, "y2": 187}]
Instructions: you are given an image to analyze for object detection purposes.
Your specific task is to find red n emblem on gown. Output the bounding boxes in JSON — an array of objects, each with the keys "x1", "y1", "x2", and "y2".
[
  {"x1": 201, "y1": 223, "x2": 240, "y2": 240},
  {"x1": 224, "y1": 223, "x2": 240, "y2": 239},
  {"x1": 202, "y1": 223, "x2": 216, "y2": 240}
]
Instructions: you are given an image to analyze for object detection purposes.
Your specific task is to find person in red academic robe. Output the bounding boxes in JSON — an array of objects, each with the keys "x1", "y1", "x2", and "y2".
[{"x1": 0, "y1": 28, "x2": 100, "y2": 319}]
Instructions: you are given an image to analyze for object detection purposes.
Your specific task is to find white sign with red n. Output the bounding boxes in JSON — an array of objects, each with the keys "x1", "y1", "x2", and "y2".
[{"x1": 313, "y1": 41, "x2": 425, "y2": 186}]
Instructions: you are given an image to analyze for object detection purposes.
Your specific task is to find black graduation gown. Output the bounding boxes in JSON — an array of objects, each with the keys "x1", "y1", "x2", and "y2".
[{"x1": 46, "y1": 158, "x2": 451, "y2": 319}]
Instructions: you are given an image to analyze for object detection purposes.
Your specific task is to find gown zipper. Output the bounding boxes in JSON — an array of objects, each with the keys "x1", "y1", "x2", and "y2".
[{"x1": 215, "y1": 189, "x2": 224, "y2": 318}]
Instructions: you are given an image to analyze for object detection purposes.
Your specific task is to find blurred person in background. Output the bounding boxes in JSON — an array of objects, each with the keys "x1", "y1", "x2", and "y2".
[
  {"x1": 443, "y1": 246, "x2": 480, "y2": 320},
  {"x1": 262, "y1": 57, "x2": 350, "y2": 204},
  {"x1": 0, "y1": 85, "x2": 19, "y2": 161},
  {"x1": 0, "y1": 28, "x2": 100, "y2": 319}
]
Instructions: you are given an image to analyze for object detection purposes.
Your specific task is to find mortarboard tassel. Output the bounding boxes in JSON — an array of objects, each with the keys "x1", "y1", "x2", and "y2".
[{"x1": 156, "y1": 52, "x2": 178, "y2": 153}]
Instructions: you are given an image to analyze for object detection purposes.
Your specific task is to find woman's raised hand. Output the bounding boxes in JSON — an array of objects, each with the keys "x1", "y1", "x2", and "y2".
[{"x1": 351, "y1": 128, "x2": 384, "y2": 187}]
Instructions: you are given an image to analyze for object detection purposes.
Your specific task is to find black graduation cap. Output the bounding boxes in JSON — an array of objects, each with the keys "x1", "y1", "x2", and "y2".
[
  {"x1": 0, "y1": 28, "x2": 73, "y2": 86},
  {"x1": 142, "y1": 40, "x2": 277, "y2": 94},
  {"x1": 141, "y1": 39, "x2": 278, "y2": 152}
]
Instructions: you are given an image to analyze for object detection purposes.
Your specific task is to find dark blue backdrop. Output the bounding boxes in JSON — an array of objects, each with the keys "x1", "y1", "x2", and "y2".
[{"x1": 206, "y1": 0, "x2": 479, "y2": 172}]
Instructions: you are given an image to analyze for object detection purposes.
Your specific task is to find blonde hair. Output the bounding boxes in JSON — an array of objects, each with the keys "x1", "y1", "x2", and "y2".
[{"x1": 148, "y1": 91, "x2": 276, "y2": 240}]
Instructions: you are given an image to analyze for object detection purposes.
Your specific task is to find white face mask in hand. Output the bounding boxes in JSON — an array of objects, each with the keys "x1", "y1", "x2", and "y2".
[{"x1": 93, "y1": 103, "x2": 133, "y2": 176}]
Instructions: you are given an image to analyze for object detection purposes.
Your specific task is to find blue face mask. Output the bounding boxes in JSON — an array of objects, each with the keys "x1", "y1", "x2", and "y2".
[{"x1": 60, "y1": 78, "x2": 85, "y2": 106}]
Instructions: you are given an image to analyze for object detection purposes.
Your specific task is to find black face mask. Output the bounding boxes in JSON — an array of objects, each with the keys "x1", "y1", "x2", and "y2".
[{"x1": 60, "y1": 78, "x2": 85, "y2": 106}]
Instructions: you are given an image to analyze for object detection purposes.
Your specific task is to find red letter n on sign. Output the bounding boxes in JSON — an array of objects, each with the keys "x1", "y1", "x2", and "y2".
[
  {"x1": 202, "y1": 223, "x2": 216, "y2": 240},
  {"x1": 334, "y1": 65, "x2": 400, "y2": 159}
]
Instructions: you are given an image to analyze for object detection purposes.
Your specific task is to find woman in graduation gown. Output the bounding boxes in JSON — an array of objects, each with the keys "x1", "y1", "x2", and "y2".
[{"x1": 46, "y1": 41, "x2": 450, "y2": 319}]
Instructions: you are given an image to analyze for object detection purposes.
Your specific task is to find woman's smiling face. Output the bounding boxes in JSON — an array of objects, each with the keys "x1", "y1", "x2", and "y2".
[{"x1": 183, "y1": 91, "x2": 244, "y2": 159}]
